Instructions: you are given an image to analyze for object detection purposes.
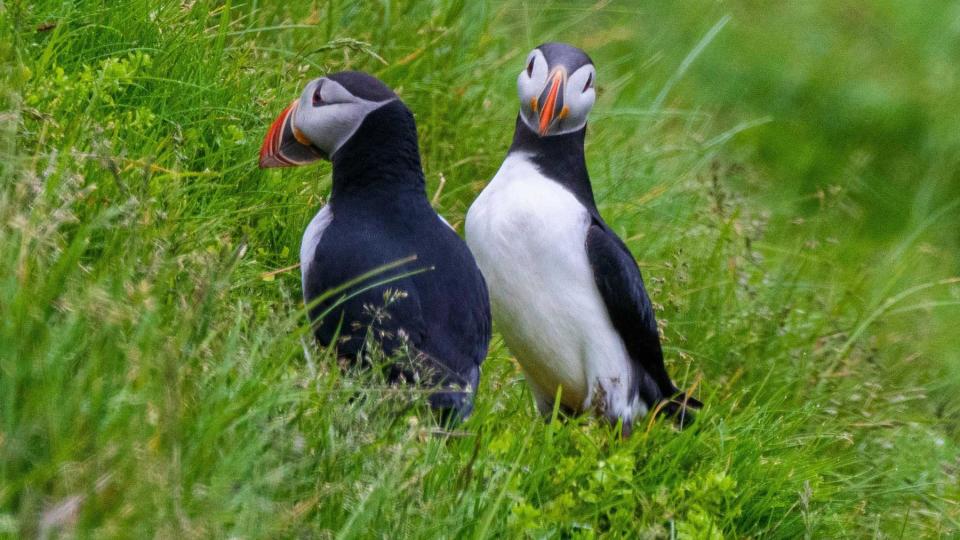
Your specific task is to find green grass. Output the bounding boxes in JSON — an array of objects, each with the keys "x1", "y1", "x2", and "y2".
[{"x1": 2, "y1": 1, "x2": 959, "y2": 537}]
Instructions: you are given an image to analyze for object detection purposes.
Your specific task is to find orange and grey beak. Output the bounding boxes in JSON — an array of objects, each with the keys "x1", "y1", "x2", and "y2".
[
  {"x1": 259, "y1": 99, "x2": 325, "y2": 168},
  {"x1": 534, "y1": 68, "x2": 568, "y2": 136}
]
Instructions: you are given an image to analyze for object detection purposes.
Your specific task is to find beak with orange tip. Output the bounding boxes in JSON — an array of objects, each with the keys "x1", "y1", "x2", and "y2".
[
  {"x1": 535, "y1": 68, "x2": 567, "y2": 136},
  {"x1": 259, "y1": 99, "x2": 325, "y2": 168}
]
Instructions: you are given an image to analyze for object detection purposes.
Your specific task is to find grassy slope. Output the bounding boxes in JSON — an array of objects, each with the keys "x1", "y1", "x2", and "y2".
[{"x1": 2, "y1": 1, "x2": 958, "y2": 537}]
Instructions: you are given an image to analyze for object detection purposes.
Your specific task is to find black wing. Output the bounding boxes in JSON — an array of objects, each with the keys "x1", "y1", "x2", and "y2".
[
  {"x1": 304, "y1": 214, "x2": 490, "y2": 422},
  {"x1": 304, "y1": 253, "x2": 429, "y2": 363},
  {"x1": 585, "y1": 216, "x2": 703, "y2": 414},
  {"x1": 409, "y1": 223, "x2": 491, "y2": 419}
]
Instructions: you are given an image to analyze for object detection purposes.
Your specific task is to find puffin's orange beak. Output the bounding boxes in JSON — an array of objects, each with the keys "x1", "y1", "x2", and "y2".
[
  {"x1": 259, "y1": 99, "x2": 324, "y2": 168},
  {"x1": 537, "y1": 69, "x2": 566, "y2": 136}
]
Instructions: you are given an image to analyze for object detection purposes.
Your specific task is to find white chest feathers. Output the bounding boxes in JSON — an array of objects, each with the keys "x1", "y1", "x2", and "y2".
[
  {"x1": 300, "y1": 205, "x2": 333, "y2": 293},
  {"x1": 465, "y1": 154, "x2": 645, "y2": 421}
]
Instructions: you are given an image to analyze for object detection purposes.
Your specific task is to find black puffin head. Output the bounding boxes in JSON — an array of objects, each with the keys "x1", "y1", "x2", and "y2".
[
  {"x1": 259, "y1": 71, "x2": 401, "y2": 168},
  {"x1": 517, "y1": 43, "x2": 596, "y2": 137}
]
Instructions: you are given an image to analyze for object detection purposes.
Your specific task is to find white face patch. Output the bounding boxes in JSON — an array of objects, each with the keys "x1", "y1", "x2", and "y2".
[
  {"x1": 291, "y1": 78, "x2": 395, "y2": 157},
  {"x1": 517, "y1": 51, "x2": 596, "y2": 136},
  {"x1": 517, "y1": 49, "x2": 548, "y2": 131}
]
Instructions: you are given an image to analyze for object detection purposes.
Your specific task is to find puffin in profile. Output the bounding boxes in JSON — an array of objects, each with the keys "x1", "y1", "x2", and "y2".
[
  {"x1": 260, "y1": 71, "x2": 491, "y2": 422},
  {"x1": 465, "y1": 44, "x2": 702, "y2": 434}
]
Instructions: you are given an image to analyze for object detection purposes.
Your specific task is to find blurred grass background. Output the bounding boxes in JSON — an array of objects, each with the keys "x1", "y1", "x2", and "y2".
[{"x1": 1, "y1": 0, "x2": 958, "y2": 537}]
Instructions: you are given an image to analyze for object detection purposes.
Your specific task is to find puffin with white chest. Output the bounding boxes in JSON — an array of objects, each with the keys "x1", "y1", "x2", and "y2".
[
  {"x1": 465, "y1": 43, "x2": 702, "y2": 434},
  {"x1": 260, "y1": 71, "x2": 491, "y2": 422}
]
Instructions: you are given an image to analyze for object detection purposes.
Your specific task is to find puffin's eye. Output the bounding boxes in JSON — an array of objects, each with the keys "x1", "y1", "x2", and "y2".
[
  {"x1": 583, "y1": 73, "x2": 593, "y2": 92},
  {"x1": 312, "y1": 83, "x2": 325, "y2": 107},
  {"x1": 526, "y1": 57, "x2": 535, "y2": 77}
]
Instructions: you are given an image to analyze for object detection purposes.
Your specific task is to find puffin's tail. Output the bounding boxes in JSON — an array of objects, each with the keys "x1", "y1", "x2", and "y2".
[
  {"x1": 637, "y1": 371, "x2": 703, "y2": 428},
  {"x1": 428, "y1": 389, "x2": 474, "y2": 426},
  {"x1": 426, "y1": 364, "x2": 480, "y2": 427},
  {"x1": 657, "y1": 389, "x2": 703, "y2": 428}
]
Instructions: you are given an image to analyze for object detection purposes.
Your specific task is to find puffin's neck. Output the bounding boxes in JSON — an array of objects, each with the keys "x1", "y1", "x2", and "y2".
[
  {"x1": 508, "y1": 115, "x2": 596, "y2": 210},
  {"x1": 330, "y1": 101, "x2": 427, "y2": 202}
]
